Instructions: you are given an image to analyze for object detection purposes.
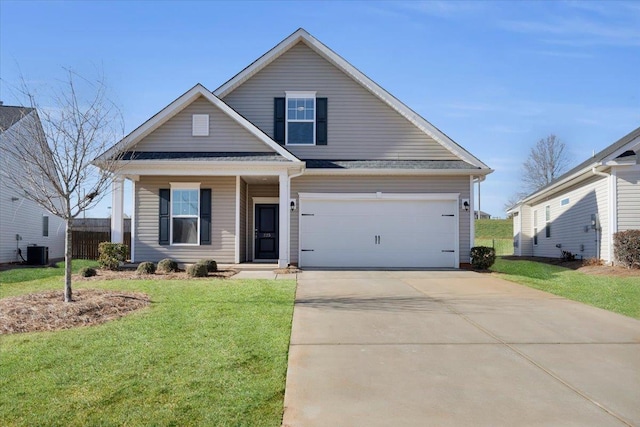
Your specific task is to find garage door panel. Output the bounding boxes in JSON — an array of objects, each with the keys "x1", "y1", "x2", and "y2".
[{"x1": 299, "y1": 195, "x2": 458, "y2": 268}]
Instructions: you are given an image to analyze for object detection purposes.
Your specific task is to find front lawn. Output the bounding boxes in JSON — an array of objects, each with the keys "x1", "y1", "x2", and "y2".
[
  {"x1": 0, "y1": 271, "x2": 296, "y2": 426},
  {"x1": 491, "y1": 258, "x2": 640, "y2": 319}
]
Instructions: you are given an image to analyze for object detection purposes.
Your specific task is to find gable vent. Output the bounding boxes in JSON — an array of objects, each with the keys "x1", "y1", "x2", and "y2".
[{"x1": 192, "y1": 114, "x2": 209, "y2": 136}]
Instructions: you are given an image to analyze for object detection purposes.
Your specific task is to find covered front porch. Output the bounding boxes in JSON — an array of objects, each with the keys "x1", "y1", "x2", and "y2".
[{"x1": 109, "y1": 163, "x2": 302, "y2": 268}]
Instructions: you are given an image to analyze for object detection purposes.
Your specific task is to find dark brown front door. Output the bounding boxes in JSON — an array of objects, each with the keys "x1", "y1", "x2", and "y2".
[{"x1": 255, "y1": 204, "x2": 279, "y2": 259}]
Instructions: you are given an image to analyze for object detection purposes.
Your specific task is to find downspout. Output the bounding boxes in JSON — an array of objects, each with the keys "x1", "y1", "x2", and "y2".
[{"x1": 591, "y1": 167, "x2": 611, "y2": 263}]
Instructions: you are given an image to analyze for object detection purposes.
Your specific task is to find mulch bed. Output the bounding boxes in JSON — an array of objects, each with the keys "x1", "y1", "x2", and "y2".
[
  {"x1": 500, "y1": 256, "x2": 640, "y2": 277},
  {"x1": 79, "y1": 269, "x2": 238, "y2": 281},
  {"x1": 0, "y1": 289, "x2": 151, "y2": 334}
]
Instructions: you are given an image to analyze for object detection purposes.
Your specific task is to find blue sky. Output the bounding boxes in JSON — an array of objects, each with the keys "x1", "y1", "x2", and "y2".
[{"x1": 1, "y1": 0, "x2": 639, "y2": 218}]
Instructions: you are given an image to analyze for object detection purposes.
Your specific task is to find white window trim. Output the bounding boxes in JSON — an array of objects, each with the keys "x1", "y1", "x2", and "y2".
[
  {"x1": 285, "y1": 91, "x2": 316, "y2": 146},
  {"x1": 170, "y1": 182, "x2": 201, "y2": 246}
]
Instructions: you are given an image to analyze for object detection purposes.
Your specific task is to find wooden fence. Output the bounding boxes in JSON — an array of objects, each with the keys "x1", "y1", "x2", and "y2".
[{"x1": 72, "y1": 231, "x2": 131, "y2": 260}]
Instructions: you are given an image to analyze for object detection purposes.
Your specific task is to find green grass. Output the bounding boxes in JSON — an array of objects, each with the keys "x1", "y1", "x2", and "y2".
[
  {"x1": 0, "y1": 259, "x2": 98, "y2": 284},
  {"x1": 491, "y1": 258, "x2": 640, "y2": 319},
  {"x1": 475, "y1": 218, "x2": 512, "y2": 239},
  {"x1": 474, "y1": 238, "x2": 513, "y2": 256},
  {"x1": 0, "y1": 272, "x2": 296, "y2": 426}
]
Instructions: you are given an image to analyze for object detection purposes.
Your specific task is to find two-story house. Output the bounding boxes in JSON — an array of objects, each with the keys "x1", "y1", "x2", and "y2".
[{"x1": 98, "y1": 29, "x2": 492, "y2": 268}]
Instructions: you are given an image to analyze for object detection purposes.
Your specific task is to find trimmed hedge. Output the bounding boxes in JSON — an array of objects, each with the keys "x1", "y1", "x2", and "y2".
[
  {"x1": 79, "y1": 267, "x2": 97, "y2": 278},
  {"x1": 187, "y1": 263, "x2": 208, "y2": 278},
  {"x1": 157, "y1": 258, "x2": 179, "y2": 273},
  {"x1": 136, "y1": 262, "x2": 156, "y2": 275},
  {"x1": 613, "y1": 230, "x2": 640, "y2": 269},
  {"x1": 97, "y1": 242, "x2": 128, "y2": 271},
  {"x1": 198, "y1": 259, "x2": 217, "y2": 273},
  {"x1": 470, "y1": 246, "x2": 496, "y2": 270}
]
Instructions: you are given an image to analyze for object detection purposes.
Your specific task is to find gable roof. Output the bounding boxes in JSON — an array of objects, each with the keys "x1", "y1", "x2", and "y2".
[
  {"x1": 96, "y1": 84, "x2": 300, "y2": 163},
  {"x1": 214, "y1": 28, "x2": 491, "y2": 172},
  {"x1": 513, "y1": 126, "x2": 640, "y2": 208},
  {"x1": 0, "y1": 105, "x2": 34, "y2": 133}
]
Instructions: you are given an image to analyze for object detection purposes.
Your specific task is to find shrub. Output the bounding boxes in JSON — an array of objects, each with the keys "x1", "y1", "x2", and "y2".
[
  {"x1": 561, "y1": 250, "x2": 576, "y2": 261},
  {"x1": 613, "y1": 230, "x2": 640, "y2": 269},
  {"x1": 187, "y1": 263, "x2": 208, "y2": 278},
  {"x1": 157, "y1": 258, "x2": 179, "y2": 273},
  {"x1": 470, "y1": 246, "x2": 496, "y2": 270},
  {"x1": 78, "y1": 267, "x2": 97, "y2": 278},
  {"x1": 136, "y1": 262, "x2": 156, "y2": 275},
  {"x1": 97, "y1": 242, "x2": 128, "y2": 271},
  {"x1": 198, "y1": 259, "x2": 217, "y2": 272}
]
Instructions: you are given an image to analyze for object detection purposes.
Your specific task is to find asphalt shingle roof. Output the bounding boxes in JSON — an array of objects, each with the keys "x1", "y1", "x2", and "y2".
[
  {"x1": 121, "y1": 151, "x2": 289, "y2": 162},
  {"x1": 304, "y1": 159, "x2": 480, "y2": 170},
  {"x1": 0, "y1": 106, "x2": 33, "y2": 132}
]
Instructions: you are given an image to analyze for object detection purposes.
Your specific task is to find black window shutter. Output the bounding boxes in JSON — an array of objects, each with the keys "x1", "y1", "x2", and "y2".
[
  {"x1": 274, "y1": 97, "x2": 285, "y2": 145},
  {"x1": 200, "y1": 189, "x2": 212, "y2": 245},
  {"x1": 316, "y1": 97, "x2": 328, "y2": 145},
  {"x1": 159, "y1": 189, "x2": 170, "y2": 245}
]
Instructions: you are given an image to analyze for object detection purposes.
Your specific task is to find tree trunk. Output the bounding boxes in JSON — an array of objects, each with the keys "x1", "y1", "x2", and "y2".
[{"x1": 64, "y1": 219, "x2": 73, "y2": 302}]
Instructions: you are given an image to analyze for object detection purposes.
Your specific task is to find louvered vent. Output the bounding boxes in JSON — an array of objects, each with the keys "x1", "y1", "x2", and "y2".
[{"x1": 192, "y1": 114, "x2": 209, "y2": 136}]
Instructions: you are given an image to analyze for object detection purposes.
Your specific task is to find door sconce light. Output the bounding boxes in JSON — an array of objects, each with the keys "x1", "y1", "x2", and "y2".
[
  {"x1": 462, "y1": 199, "x2": 470, "y2": 212},
  {"x1": 290, "y1": 199, "x2": 297, "y2": 212}
]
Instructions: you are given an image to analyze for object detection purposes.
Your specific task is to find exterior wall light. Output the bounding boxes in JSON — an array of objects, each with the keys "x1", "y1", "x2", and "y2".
[
  {"x1": 290, "y1": 199, "x2": 297, "y2": 212},
  {"x1": 462, "y1": 200, "x2": 470, "y2": 212}
]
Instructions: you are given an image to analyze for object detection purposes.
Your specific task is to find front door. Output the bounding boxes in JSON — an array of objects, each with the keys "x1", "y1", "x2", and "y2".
[{"x1": 255, "y1": 204, "x2": 279, "y2": 260}]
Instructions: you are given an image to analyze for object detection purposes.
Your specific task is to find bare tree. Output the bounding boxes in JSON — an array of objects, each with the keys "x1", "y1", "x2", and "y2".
[
  {"x1": 1, "y1": 70, "x2": 125, "y2": 302},
  {"x1": 522, "y1": 134, "x2": 570, "y2": 192},
  {"x1": 503, "y1": 191, "x2": 527, "y2": 216}
]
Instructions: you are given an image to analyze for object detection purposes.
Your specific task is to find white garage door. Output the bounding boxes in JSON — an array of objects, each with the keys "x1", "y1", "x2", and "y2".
[{"x1": 298, "y1": 193, "x2": 458, "y2": 268}]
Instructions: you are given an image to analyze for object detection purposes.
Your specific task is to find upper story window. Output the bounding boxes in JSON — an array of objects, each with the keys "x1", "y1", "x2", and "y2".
[
  {"x1": 171, "y1": 183, "x2": 200, "y2": 245},
  {"x1": 286, "y1": 92, "x2": 316, "y2": 145}
]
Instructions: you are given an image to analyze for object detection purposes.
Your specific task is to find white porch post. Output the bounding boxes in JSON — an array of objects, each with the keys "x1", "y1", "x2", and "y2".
[
  {"x1": 111, "y1": 176, "x2": 124, "y2": 244},
  {"x1": 278, "y1": 173, "x2": 290, "y2": 268}
]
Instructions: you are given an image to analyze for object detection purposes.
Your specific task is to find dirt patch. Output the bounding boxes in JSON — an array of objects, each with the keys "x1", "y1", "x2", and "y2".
[
  {"x1": 0, "y1": 289, "x2": 150, "y2": 334},
  {"x1": 273, "y1": 266, "x2": 302, "y2": 274},
  {"x1": 501, "y1": 256, "x2": 640, "y2": 277},
  {"x1": 77, "y1": 269, "x2": 238, "y2": 281}
]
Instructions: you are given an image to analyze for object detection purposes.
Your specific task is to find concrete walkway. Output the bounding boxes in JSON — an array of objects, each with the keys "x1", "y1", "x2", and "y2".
[{"x1": 282, "y1": 270, "x2": 640, "y2": 427}]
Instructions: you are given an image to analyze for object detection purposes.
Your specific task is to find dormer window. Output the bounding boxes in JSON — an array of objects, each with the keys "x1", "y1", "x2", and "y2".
[{"x1": 286, "y1": 91, "x2": 316, "y2": 145}]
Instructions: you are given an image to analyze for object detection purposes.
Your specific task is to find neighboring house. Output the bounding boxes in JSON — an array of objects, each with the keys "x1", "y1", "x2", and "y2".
[
  {"x1": 98, "y1": 28, "x2": 492, "y2": 268},
  {"x1": 0, "y1": 105, "x2": 65, "y2": 263},
  {"x1": 509, "y1": 126, "x2": 640, "y2": 264},
  {"x1": 475, "y1": 210, "x2": 491, "y2": 219}
]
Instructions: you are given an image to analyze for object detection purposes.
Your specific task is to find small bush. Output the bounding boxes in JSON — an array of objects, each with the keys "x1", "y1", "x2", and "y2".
[
  {"x1": 583, "y1": 257, "x2": 604, "y2": 266},
  {"x1": 79, "y1": 267, "x2": 97, "y2": 278},
  {"x1": 613, "y1": 230, "x2": 640, "y2": 269},
  {"x1": 98, "y1": 242, "x2": 128, "y2": 271},
  {"x1": 470, "y1": 246, "x2": 496, "y2": 270},
  {"x1": 198, "y1": 259, "x2": 217, "y2": 272},
  {"x1": 157, "y1": 258, "x2": 179, "y2": 273},
  {"x1": 561, "y1": 250, "x2": 576, "y2": 261},
  {"x1": 187, "y1": 263, "x2": 208, "y2": 278},
  {"x1": 136, "y1": 262, "x2": 156, "y2": 275}
]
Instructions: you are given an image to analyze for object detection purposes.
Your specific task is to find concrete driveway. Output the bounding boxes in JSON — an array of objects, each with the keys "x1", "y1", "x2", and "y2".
[{"x1": 282, "y1": 270, "x2": 640, "y2": 427}]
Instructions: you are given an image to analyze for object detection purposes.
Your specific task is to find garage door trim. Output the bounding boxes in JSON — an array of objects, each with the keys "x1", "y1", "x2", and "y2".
[{"x1": 298, "y1": 192, "x2": 460, "y2": 268}]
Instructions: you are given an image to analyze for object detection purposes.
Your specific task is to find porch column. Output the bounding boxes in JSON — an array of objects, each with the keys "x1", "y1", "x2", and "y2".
[
  {"x1": 278, "y1": 173, "x2": 290, "y2": 267},
  {"x1": 111, "y1": 176, "x2": 124, "y2": 244}
]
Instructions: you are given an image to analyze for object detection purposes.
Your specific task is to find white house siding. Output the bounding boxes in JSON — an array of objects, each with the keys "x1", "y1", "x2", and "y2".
[
  {"x1": 222, "y1": 42, "x2": 458, "y2": 161},
  {"x1": 134, "y1": 176, "x2": 236, "y2": 263},
  {"x1": 529, "y1": 176, "x2": 609, "y2": 261},
  {"x1": 247, "y1": 184, "x2": 279, "y2": 260},
  {"x1": 289, "y1": 175, "x2": 471, "y2": 264},
  {"x1": 519, "y1": 205, "x2": 533, "y2": 256},
  {"x1": 616, "y1": 168, "x2": 640, "y2": 231},
  {"x1": 133, "y1": 96, "x2": 273, "y2": 153},
  {"x1": 0, "y1": 112, "x2": 65, "y2": 263}
]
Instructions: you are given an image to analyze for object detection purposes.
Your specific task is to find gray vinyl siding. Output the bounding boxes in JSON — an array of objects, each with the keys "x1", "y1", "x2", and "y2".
[
  {"x1": 0, "y1": 113, "x2": 65, "y2": 263},
  {"x1": 289, "y1": 175, "x2": 471, "y2": 264},
  {"x1": 247, "y1": 184, "x2": 279, "y2": 260},
  {"x1": 616, "y1": 169, "x2": 640, "y2": 231},
  {"x1": 134, "y1": 176, "x2": 236, "y2": 263},
  {"x1": 134, "y1": 96, "x2": 273, "y2": 153},
  {"x1": 529, "y1": 176, "x2": 609, "y2": 261},
  {"x1": 239, "y1": 179, "x2": 247, "y2": 262},
  {"x1": 222, "y1": 42, "x2": 458, "y2": 161}
]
